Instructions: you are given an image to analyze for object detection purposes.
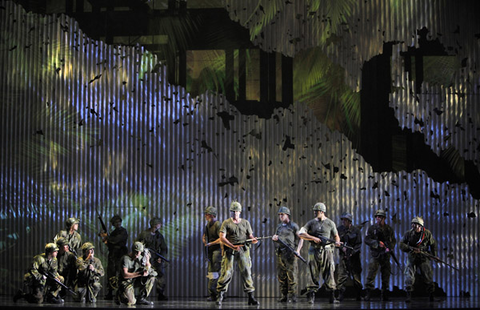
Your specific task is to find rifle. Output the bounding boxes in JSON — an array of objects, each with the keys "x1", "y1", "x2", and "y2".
[
  {"x1": 96, "y1": 210, "x2": 108, "y2": 244},
  {"x1": 318, "y1": 236, "x2": 354, "y2": 251},
  {"x1": 146, "y1": 248, "x2": 170, "y2": 263},
  {"x1": 233, "y1": 236, "x2": 273, "y2": 246},
  {"x1": 43, "y1": 271, "x2": 77, "y2": 296},
  {"x1": 408, "y1": 246, "x2": 459, "y2": 271},
  {"x1": 376, "y1": 229, "x2": 401, "y2": 268},
  {"x1": 275, "y1": 238, "x2": 307, "y2": 264}
]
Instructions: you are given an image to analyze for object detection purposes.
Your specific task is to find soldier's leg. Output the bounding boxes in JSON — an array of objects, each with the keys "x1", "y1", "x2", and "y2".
[
  {"x1": 336, "y1": 258, "x2": 349, "y2": 299},
  {"x1": 277, "y1": 254, "x2": 289, "y2": 301},
  {"x1": 364, "y1": 258, "x2": 380, "y2": 300},
  {"x1": 207, "y1": 249, "x2": 222, "y2": 300},
  {"x1": 216, "y1": 251, "x2": 235, "y2": 305},
  {"x1": 286, "y1": 256, "x2": 298, "y2": 301},
  {"x1": 419, "y1": 260, "x2": 435, "y2": 299},
  {"x1": 380, "y1": 259, "x2": 391, "y2": 300}
]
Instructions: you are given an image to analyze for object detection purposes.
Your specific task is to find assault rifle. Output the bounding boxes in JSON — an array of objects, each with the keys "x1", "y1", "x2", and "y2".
[
  {"x1": 96, "y1": 210, "x2": 108, "y2": 244},
  {"x1": 408, "y1": 246, "x2": 459, "y2": 271},
  {"x1": 43, "y1": 271, "x2": 77, "y2": 296},
  {"x1": 318, "y1": 235, "x2": 354, "y2": 251},
  {"x1": 146, "y1": 248, "x2": 170, "y2": 263},
  {"x1": 233, "y1": 236, "x2": 273, "y2": 246},
  {"x1": 275, "y1": 238, "x2": 307, "y2": 264}
]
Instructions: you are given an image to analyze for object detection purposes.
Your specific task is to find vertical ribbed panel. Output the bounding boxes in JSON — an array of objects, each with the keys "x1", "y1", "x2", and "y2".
[{"x1": 1, "y1": 0, "x2": 479, "y2": 298}]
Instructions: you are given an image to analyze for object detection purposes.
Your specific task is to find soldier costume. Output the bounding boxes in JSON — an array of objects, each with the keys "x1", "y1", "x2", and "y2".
[
  {"x1": 364, "y1": 209, "x2": 396, "y2": 301},
  {"x1": 117, "y1": 241, "x2": 157, "y2": 306},
  {"x1": 399, "y1": 216, "x2": 437, "y2": 302},
  {"x1": 13, "y1": 243, "x2": 65, "y2": 304},
  {"x1": 136, "y1": 217, "x2": 169, "y2": 301},
  {"x1": 75, "y1": 242, "x2": 104, "y2": 303},
  {"x1": 100, "y1": 215, "x2": 128, "y2": 299},
  {"x1": 54, "y1": 217, "x2": 82, "y2": 256},
  {"x1": 299, "y1": 202, "x2": 341, "y2": 304},
  {"x1": 273, "y1": 206, "x2": 303, "y2": 303},
  {"x1": 202, "y1": 206, "x2": 222, "y2": 301},
  {"x1": 55, "y1": 237, "x2": 77, "y2": 298},
  {"x1": 216, "y1": 201, "x2": 259, "y2": 306},
  {"x1": 336, "y1": 212, "x2": 364, "y2": 301}
]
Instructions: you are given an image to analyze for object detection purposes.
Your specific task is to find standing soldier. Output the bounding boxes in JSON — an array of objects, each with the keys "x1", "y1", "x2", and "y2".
[
  {"x1": 399, "y1": 216, "x2": 437, "y2": 302},
  {"x1": 136, "y1": 217, "x2": 169, "y2": 301},
  {"x1": 202, "y1": 206, "x2": 222, "y2": 301},
  {"x1": 54, "y1": 217, "x2": 82, "y2": 257},
  {"x1": 55, "y1": 237, "x2": 77, "y2": 299},
  {"x1": 117, "y1": 242, "x2": 156, "y2": 305},
  {"x1": 13, "y1": 243, "x2": 65, "y2": 304},
  {"x1": 272, "y1": 206, "x2": 304, "y2": 303},
  {"x1": 75, "y1": 242, "x2": 104, "y2": 303},
  {"x1": 299, "y1": 202, "x2": 341, "y2": 304},
  {"x1": 99, "y1": 215, "x2": 128, "y2": 300},
  {"x1": 364, "y1": 209, "x2": 396, "y2": 301},
  {"x1": 336, "y1": 212, "x2": 364, "y2": 301},
  {"x1": 215, "y1": 201, "x2": 260, "y2": 306}
]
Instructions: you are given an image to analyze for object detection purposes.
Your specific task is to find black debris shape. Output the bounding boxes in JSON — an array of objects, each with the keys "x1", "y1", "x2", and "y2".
[
  {"x1": 201, "y1": 140, "x2": 214, "y2": 153},
  {"x1": 467, "y1": 212, "x2": 476, "y2": 218},
  {"x1": 218, "y1": 176, "x2": 239, "y2": 187},
  {"x1": 216, "y1": 111, "x2": 234, "y2": 130},
  {"x1": 443, "y1": 212, "x2": 449, "y2": 216},
  {"x1": 430, "y1": 191, "x2": 440, "y2": 199},
  {"x1": 282, "y1": 135, "x2": 295, "y2": 150}
]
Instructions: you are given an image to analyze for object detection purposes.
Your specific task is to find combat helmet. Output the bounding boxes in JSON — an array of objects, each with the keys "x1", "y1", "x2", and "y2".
[
  {"x1": 411, "y1": 216, "x2": 424, "y2": 226},
  {"x1": 66, "y1": 217, "x2": 80, "y2": 228},
  {"x1": 55, "y1": 237, "x2": 69, "y2": 248},
  {"x1": 278, "y1": 206, "x2": 291, "y2": 215},
  {"x1": 341, "y1": 212, "x2": 353, "y2": 222},
  {"x1": 313, "y1": 202, "x2": 326, "y2": 212},
  {"x1": 204, "y1": 206, "x2": 217, "y2": 217},
  {"x1": 45, "y1": 242, "x2": 59, "y2": 254},
  {"x1": 374, "y1": 209, "x2": 386, "y2": 218},
  {"x1": 110, "y1": 215, "x2": 122, "y2": 225},
  {"x1": 133, "y1": 241, "x2": 144, "y2": 252},
  {"x1": 81, "y1": 242, "x2": 95, "y2": 252},
  {"x1": 230, "y1": 201, "x2": 242, "y2": 212},
  {"x1": 150, "y1": 217, "x2": 162, "y2": 227}
]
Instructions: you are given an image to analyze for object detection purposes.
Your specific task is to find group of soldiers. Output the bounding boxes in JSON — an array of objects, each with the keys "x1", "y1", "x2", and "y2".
[
  {"x1": 203, "y1": 201, "x2": 438, "y2": 306},
  {"x1": 12, "y1": 200, "x2": 439, "y2": 306},
  {"x1": 13, "y1": 216, "x2": 169, "y2": 306}
]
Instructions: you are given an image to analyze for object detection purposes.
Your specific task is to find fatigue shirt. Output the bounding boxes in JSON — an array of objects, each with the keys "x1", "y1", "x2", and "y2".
[
  {"x1": 302, "y1": 217, "x2": 338, "y2": 249},
  {"x1": 399, "y1": 228, "x2": 437, "y2": 262},
  {"x1": 219, "y1": 218, "x2": 253, "y2": 245}
]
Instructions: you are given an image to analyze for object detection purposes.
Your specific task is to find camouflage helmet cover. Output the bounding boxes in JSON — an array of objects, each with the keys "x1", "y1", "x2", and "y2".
[
  {"x1": 133, "y1": 241, "x2": 144, "y2": 252},
  {"x1": 341, "y1": 212, "x2": 353, "y2": 222},
  {"x1": 204, "y1": 206, "x2": 217, "y2": 217},
  {"x1": 66, "y1": 217, "x2": 80, "y2": 228},
  {"x1": 55, "y1": 237, "x2": 69, "y2": 247},
  {"x1": 374, "y1": 209, "x2": 386, "y2": 218},
  {"x1": 313, "y1": 202, "x2": 326, "y2": 212},
  {"x1": 411, "y1": 216, "x2": 424, "y2": 226},
  {"x1": 81, "y1": 242, "x2": 95, "y2": 252},
  {"x1": 278, "y1": 206, "x2": 291, "y2": 215},
  {"x1": 45, "y1": 242, "x2": 59, "y2": 253},
  {"x1": 230, "y1": 201, "x2": 242, "y2": 212}
]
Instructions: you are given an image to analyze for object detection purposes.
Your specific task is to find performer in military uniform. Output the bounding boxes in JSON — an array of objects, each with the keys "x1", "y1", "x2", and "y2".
[
  {"x1": 99, "y1": 215, "x2": 128, "y2": 300},
  {"x1": 215, "y1": 201, "x2": 260, "y2": 306},
  {"x1": 336, "y1": 212, "x2": 364, "y2": 301},
  {"x1": 399, "y1": 216, "x2": 437, "y2": 302},
  {"x1": 272, "y1": 206, "x2": 303, "y2": 303},
  {"x1": 117, "y1": 241, "x2": 157, "y2": 306},
  {"x1": 136, "y1": 217, "x2": 169, "y2": 301},
  {"x1": 55, "y1": 237, "x2": 77, "y2": 299},
  {"x1": 75, "y1": 242, "x2": 104, "y2": 303},
  {"x1": 54, "y1": 217, "x2": 82, "y2": 256},
  {"x1": 364, "y1": 209, "x2": 396, "y2": 301},
  {"x1": 299, "y1": 202, "x2": 341, "y2": 304},
  {"x1": 13, "y1": 243, "x2": 65, "y2": 304},
  {"x1": 202, "y1": 206, "x2": 222, "y2": 301}
]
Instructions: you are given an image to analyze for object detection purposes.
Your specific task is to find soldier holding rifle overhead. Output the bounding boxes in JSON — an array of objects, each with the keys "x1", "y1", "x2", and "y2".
[{"x1": 215, "y1": 201, "x2": 260, "y2": 306}]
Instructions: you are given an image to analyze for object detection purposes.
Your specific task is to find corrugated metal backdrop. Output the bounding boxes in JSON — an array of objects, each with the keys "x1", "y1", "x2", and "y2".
[{"x1": 1, "y1": 0, "x2": 479, "y2": 298}]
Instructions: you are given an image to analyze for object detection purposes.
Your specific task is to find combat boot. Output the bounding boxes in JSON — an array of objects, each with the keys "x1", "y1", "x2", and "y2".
[
  {"x1": 405, "y1": 291, "x2": 411, "y2": 303},
  {"x1": 247, "y1": 292, "x2": 259, "y2": 305},
  {"x1": 278, "y1": 294, "x2": 288, "y2": 302},
  {"x1": 216, "y1": 291, "x2": 224, "y2": 305},
  {"x1": 381, "y1": 289, "x2": 389, "y2": 301},
  {"x1": 364, "y1": 289, "x2": 371, "y2": 301},
  {"x1": 329, "y1": 291, "x2": 340, "y2": 304},
  {"x1": 429, "y1": 293, "x2": 435, "y2": 302},
  {"x1": 337, "y1": 289, "x2": 345, "y2": 301},
  {"x1": 288, "y1": 294, "x2": 297, "y2": 303},
  {"x1": 307, "y1": 291, "x2": 315, "y2": 304}
]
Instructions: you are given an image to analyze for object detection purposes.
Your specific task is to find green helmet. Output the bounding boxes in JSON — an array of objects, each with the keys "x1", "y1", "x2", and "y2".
[
  {"x1": 110, "y1": 215, "x2": 122, "y2": 225},
  {"x1": 374, "y1": 209, "x2": 386, "y2": 218},
  {"x1": 278, "y1": 206, "x2": 291, "y2": 215},
  {"x1": 133, "y1": 241, "x2": 144, "y2": 252},
  {"x1": 313, "y1": 202, "x2": 326, "y2": 212},
  {"x1": 66, "y1": 217, "x2": 80, "y2": 228},
  {"x1": 230, "y1": 201, "x2": 242, "y2": 212},
  {"x1": 45, "y1": 242, "x2": 59, "y2": 254},
  {"x1": 204, "y1": 206, "x2": 217, "y2": 217},
  {"x1": 55, "y1": 237, "x2": 69, "y2": 248},
  {"x1": 341, "y1": 212, "x2": 353, "y2": 222},
  {"x1": 150, "y1": 217, "x2": 162, "y2": 227},
  {"x1": 411, "y1": 216, "x2": 424, "y2": 226},
  {"x1": 81, "y1": 242, "x2": 95, "y2": 252}
]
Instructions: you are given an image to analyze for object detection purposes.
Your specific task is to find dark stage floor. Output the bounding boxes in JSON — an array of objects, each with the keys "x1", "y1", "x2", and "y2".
[{"x1": 1, "y1": 295, "x2": 478, "y2": 310}]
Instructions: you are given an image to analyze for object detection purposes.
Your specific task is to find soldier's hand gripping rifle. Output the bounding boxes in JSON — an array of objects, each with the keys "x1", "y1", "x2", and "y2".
[
  {"x1": 43, "y1": 271, "x2": 77, "y2": 296},
  {"x1": 408, "y1": 246, "x2": 459, "y2": 271},
  {"x1": 275, "y1": 238, "x2": 307, "y2": 264},
  {"x1": 318, "y1": 235, "x2": 355, "y2": 251},
  {"x1": 146, "y1": 247, "x2": 170, "y2": 264},
  {"x1": 96, "y1": 210, "x2": 108, "y2": 244},
  {"x1": 233, "y1": 236, "x2": 273, "y2": 246}
]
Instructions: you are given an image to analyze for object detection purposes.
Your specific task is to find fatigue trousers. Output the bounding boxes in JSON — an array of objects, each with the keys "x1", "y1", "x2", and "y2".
[{"x1": 216, "y1": 247, "x2": 255, "y2": 293}]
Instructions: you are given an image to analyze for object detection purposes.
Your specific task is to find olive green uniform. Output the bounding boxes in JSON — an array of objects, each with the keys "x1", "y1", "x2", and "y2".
[
  {"x1": 275, "y1": 221, "x2": 301, "y2": 298},
  {"x1": 22, "y1": 253, "x2": 64, "y2": 303},
  {"x1": 54, "y1": 231, "x2": 82, "y2": 257},
  {"x1": 75, "y1": 256, "x2": 105, "y2": 302},
  {"x1": 205, "y1": 220, "x2": 222, "y2": 298},
  {"x1": 117, "y1": 253, "x2": 156, "y2": 306},
  {"x1": 336, "y1": 224, "x2": 363, "y2": 298}
]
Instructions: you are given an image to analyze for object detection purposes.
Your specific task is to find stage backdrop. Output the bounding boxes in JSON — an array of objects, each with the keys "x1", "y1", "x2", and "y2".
[{"x1": 1, "y1": 0, "x2": 479, "y2": 298}]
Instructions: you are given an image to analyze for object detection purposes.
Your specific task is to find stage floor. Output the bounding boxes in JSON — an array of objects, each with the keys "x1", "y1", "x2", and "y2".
[{"x1": 1, "y1": 295, "x2": 478, "y2": 310}]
